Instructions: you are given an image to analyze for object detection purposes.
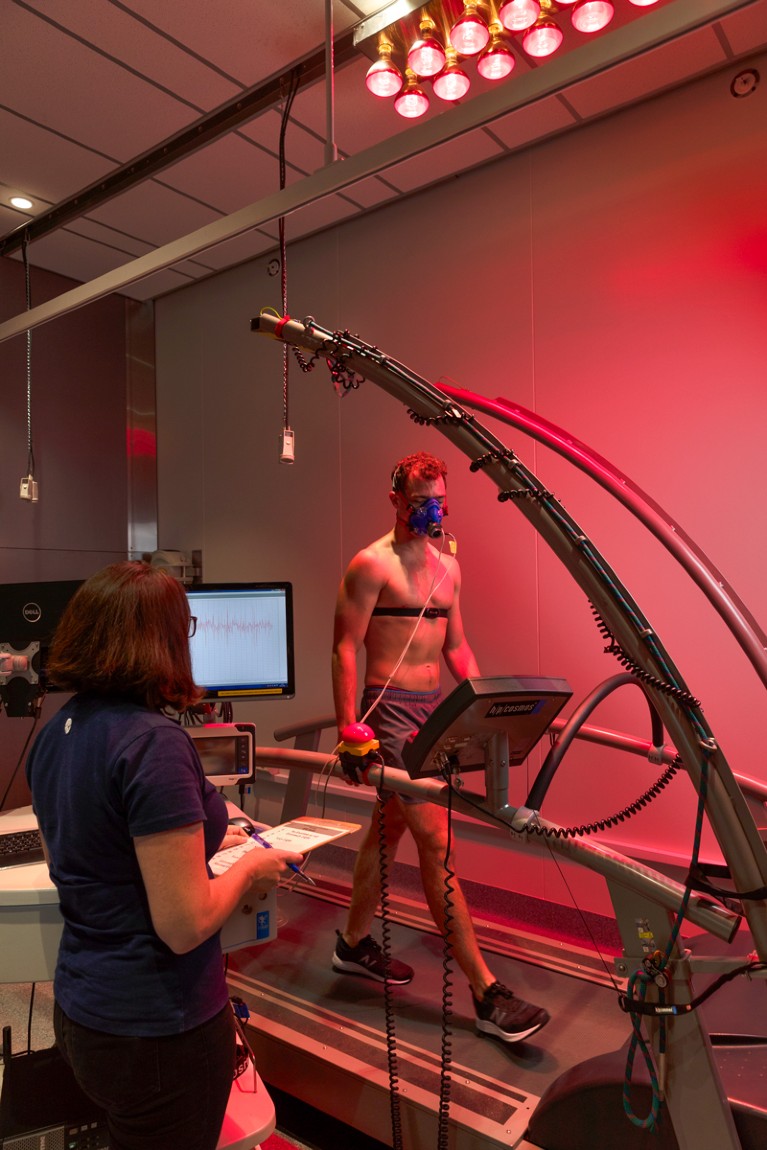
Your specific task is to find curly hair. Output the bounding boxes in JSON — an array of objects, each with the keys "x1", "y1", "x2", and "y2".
[
  {"x1": 390, "y1": 451, "x2": 447, "y2": 494},
  {"x1": 46, "y1": 562, "x2": 203, "y2": 712}
]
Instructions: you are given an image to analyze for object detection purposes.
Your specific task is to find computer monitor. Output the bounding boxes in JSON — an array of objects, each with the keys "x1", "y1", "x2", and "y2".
[
  {"x1": 0, "y1": 580, "x2": 83, "y2": 715},
  {"x1": 186, "y1": 723, "x2": 256, "y2": 788},
  {"x1": 402, "y1": 676, "x2": 572, "y2": 779},
  {"x1": 186, "y1": 582, "x2": 295, "y2": 701}
]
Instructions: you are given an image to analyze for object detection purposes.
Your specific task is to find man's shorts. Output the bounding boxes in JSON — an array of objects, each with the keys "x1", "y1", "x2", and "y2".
[{"x1": 361, "y1": 685, "x2": 442, "y2": 805}]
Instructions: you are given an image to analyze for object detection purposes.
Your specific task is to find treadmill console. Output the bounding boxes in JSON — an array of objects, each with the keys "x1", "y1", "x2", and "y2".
[{"x1": 402, "y1": 676, "x2": 572, "y2": 779}]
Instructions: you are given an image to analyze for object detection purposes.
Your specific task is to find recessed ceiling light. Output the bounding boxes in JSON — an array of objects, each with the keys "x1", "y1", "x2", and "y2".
[{"x1": 10, "y1": 196, "x2": 34, "y2": 210}]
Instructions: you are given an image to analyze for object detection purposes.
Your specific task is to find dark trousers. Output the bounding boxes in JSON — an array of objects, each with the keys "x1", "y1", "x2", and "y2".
[{"x1": 54, "y1": 999, "x2": 235, "y2": 1150}]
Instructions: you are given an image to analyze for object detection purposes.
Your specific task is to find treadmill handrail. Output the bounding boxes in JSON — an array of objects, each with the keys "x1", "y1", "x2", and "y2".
[{"x1": 255, "y1": 744, "x2": 741, "y2": 943}]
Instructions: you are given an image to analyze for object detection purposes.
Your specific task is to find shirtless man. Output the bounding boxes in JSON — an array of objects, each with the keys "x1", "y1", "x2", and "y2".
[{"x1": 330, "y1": 452, "x2": 549, "y2": 1043}]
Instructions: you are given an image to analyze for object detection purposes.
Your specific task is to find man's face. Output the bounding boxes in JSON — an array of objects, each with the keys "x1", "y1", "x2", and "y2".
[{"x1": 391, "y1": 472, "x2": 447, "y2": 532}]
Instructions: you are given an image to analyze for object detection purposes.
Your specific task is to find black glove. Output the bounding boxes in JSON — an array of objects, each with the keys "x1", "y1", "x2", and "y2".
[{"x1": 339, "y1": 745, "x2": 383, "y2": 785}]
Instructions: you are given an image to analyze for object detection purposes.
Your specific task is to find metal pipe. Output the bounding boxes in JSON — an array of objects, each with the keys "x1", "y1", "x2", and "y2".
[{"x1": 256, "y1": 744, "x2": 740, "y2": 942}]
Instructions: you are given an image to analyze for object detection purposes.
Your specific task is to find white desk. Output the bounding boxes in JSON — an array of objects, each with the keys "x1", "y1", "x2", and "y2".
[
  {"x1": 0, "y1": 806, "x2": 63, "y2": 983},
  {"x1": 0, "y1": 806, "x2": 277, "y2": 984}
]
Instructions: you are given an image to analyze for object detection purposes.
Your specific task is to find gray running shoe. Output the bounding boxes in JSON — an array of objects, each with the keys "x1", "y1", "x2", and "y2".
[
  {"x1": 474, "y1": 981, "x2": 550, "y2": 1043},
  {"x1": 332, "y1": 930, "x2": 414, "y2": 984}
]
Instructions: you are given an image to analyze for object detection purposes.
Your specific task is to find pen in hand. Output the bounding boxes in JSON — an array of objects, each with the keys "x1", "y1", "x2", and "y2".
[{"x1": 249, "y1": 830, "x2": 316, "y2": 886}]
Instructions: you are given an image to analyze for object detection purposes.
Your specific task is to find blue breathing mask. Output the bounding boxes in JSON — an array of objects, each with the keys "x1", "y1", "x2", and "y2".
[{"x1": 408, "y1": 498, "x2": 444, "y2": 537}]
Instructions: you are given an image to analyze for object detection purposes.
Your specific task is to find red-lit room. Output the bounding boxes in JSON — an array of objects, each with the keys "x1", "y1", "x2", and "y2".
[{"x1": 1, "y1": 4, "x2": 766, "y2": 1150}]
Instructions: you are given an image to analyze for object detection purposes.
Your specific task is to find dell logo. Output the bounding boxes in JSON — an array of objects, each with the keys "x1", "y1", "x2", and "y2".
[{"x1": 22, "y1": 602, "x2": 42, "y2": 624}]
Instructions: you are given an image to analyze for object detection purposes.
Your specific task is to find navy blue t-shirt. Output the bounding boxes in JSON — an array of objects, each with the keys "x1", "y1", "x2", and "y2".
[{"x1": 26, "y1": 695, "x2": 229, "y2": 1036}]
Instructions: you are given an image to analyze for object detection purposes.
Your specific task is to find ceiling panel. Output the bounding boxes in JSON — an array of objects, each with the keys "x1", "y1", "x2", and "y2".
[
  {"x1": 118, "y1": 0, "x2": 362, "y2": 83},
  {"x1": 563, "y1": 23, "x2": 734, "y2": 119},
  {"x1": 0, "y1": 0, "x2": 764, "y2": 312},
  {"x1": 19, "y1": 0, "x2": 242, "y2": 109},
  {"x1": 158, "y1": 133, "x2": 292, "y2": 214},
  {"x1": 0, "y1": 110, "x2": 112, "y2": 205},
  {"x1": 85, "y1": 181, "x2": 222, "y2": 246},
  {"x1": 488, "y1": 96, "x2": 580, "y2": 152},
  {"x1": 384, "y1": 125, "x2": 505, "y2": 191},
  {"x1": 1, "y1": 4, "x2": 196, "y2": 158}
]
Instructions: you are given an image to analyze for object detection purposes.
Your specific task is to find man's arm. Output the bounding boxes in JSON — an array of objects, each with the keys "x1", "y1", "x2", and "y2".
[
  {"x1": 442, "y1": 560, "x2": 480, "y2": 684},
  {"x1": 331, "y1": 549, "x2": 385, "y2": 734}
]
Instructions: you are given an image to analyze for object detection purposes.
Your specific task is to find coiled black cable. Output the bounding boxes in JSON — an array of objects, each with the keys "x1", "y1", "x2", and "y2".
[
  {"x1": 590, "y1": 604, "x2": 701, "y2": 709},
  {"x1": 406, "y1": 404, "x2": 473, "y2": 428},
  {"x1": 521, "y1": 757, "x2": 682, "y2": 839},
  {"x1": 497, "y1": 487, "x2": 553, "y2": 503},
  {"x1": 376, "y1": 788, "x2": 404, "y2": 1150},
  {"x1": 436, "y1": 770, "x2": 456, "y2": 1150},
  {"x1": 469, "y1": 448, "x2": 517, "y2": 472}
]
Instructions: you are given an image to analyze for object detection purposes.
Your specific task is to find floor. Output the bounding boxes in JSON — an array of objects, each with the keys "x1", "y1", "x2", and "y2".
[{"x1": 2, "y1": 859, "x2": 764, "y2": 1150}]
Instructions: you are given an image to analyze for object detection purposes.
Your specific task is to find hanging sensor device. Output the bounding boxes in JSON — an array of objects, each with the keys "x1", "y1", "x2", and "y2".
[
  {"x1": 280, "y1": 427, "x2": 295, "y2": 464},
  {"x1": 19, "y1": 475, "x2": 38, "y2": 501}
]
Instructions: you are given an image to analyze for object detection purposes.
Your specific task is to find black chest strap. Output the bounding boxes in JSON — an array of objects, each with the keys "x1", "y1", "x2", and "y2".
[{"x1": 371, "y1": 606, "x2": 448, "y2": 619}]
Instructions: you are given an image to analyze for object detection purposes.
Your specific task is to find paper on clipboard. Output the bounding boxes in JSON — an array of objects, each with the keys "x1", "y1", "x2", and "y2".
[{"x1": 256, "y1": 817, "x2": 360, "y2": 853}]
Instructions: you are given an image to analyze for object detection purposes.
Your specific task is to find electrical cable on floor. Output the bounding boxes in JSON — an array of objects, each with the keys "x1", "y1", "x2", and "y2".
[
  {"x1": 375, "y1": 773, "x2": 404, "y2": 1150},
  {"x1": 436, "y1": 772, "x2": 456, "y2": 1150}
]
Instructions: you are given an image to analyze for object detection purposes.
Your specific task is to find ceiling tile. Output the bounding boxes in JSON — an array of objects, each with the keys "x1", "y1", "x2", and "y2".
[
  {"x1": 489, "y1": 97, "x2": 580, "y2": 152},
  {"x1": 563, "y1": 24, "x2": 731, "y2": 120},
  {"x1": 1, "y1": 4, "x2": 196, "y2": 158},
  {"x1": 0, "y1": 111, "x2": 113, "y2": 205},
  {"x1": 85, "y1": 181, "x2": 221, "y2": 246},
  {"x1": 19, "y1": 0, "x2": 241, "y2": 109},
  {"x1": 384, "y1": 128, "x2": 504, "y2": 193},
  {"x1": 160, "y1": 133, "x2": 288, "y2": 213},
  {"x1": 117, "y1": 0, "x2": 357, "y2": 86},
  {"x1": 717, "y1": 0, "x2": 767, "y2": 55}
]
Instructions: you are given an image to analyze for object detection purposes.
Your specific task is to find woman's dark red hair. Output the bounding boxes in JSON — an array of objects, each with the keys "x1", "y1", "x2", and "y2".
[{"x1": 47, "y1": 562, "x2": 203, "y2": 712}]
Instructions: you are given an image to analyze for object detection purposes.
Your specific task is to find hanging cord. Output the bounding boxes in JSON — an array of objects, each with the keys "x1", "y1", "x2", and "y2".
[
  {"x1": 278, "y1": 69, "x2": 301, "y2": 451},
  {"x1": 21, "y1": 232, "x2": 36, "y2": 488},
  {"x1": 376, "y1": 782, "x2": 404, "y2": 1150},
  {"x1": 436, "y1": 769, "x2": 456, "y2": 1150}
]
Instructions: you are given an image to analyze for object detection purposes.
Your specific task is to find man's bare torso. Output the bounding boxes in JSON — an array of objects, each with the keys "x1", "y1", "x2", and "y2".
[{"x1": 363, "y1": 533, "x2": 454, "y2": 693}]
